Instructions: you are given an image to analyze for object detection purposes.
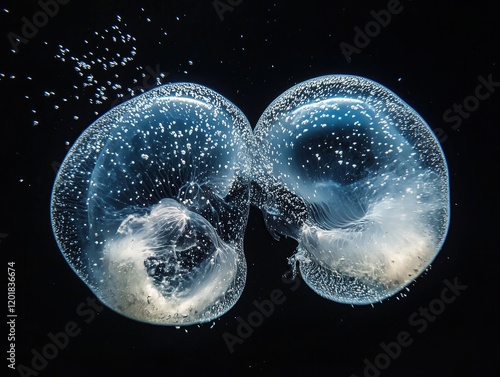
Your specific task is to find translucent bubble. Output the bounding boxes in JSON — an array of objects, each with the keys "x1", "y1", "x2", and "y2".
[
  {"x1": 51, "y1": 83, "x2": 253, "y2": 325},
  {"x1": 53, "y1": 75, "x2": 451, "y2": 321},
  {"x1": 253, "y1": 75, "x2": 450, "y2": 305}
]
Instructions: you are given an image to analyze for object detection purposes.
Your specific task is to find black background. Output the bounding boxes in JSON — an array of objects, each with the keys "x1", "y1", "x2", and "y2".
[{"x1": 1, "y1": 1, "x2": 498, "y2": 376}]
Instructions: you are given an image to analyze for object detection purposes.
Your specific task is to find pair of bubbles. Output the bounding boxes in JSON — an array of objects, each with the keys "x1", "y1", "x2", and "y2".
[{"x1": 51, "y1": 75, "x2": 450, "y2": 326}]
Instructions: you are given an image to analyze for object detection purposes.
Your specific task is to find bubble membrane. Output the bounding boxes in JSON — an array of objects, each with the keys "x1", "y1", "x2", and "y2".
[
  {"x1": 51, "y1": 83, "x2": 253, "y2": 325},
  {"x1": 253, "y1": 75, "x2": 450, "y2": 304}
]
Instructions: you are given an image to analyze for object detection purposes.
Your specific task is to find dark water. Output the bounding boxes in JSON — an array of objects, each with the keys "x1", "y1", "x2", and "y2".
[{"x1": 1, "y1": 1, "x2": 498, "y2": 376}]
